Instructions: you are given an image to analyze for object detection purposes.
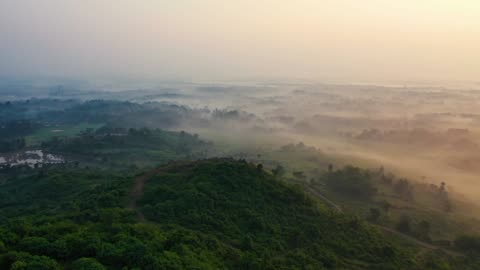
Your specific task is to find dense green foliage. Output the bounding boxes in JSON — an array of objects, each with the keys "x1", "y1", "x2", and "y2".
[
  {"x1": 0, "y1": 160, "x2": 406, "y2": 269},
  {"x1": 0, "y1": 99, "x2": 205, "y2": 130},
  {"x1": 0, "y1": 159, "x2": 479, "y2": 269},
  {"x1": 454, "y1": 235, "x2": 480, "y2": 254},
  {"x1": 0, "y1": 168, "x2": 129, "y2": 218},
  {"x1": 139, "y1": 159, "x2": 420, "y2": 269},
  {"x1": 0, "y1": 137, "x2": 26, "y2": 153},
  {"x1": 325, "y1": 166, "x2": 377, "y2": 200},
  {"x1": 0, "y1": 120, "x2": 41, "y2": 139},
  {"x1": 41, "y1": 127, "x2": 211, "y2": 168}
]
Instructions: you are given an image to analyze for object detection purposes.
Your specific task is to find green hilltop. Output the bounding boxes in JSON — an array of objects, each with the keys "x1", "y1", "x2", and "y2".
[{"x1": 1, "y1": 159, "x2": 478, "y2": 269}]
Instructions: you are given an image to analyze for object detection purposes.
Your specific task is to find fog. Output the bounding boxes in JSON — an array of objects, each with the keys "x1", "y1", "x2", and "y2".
[
  {"x1": 3, "y1": 2, "x2": 480, "y2": 263},
  {"x1": 1, "y1": 1, "x2": 480, "y2": 83},
  {"x1": 1, "y1": 0, "x2": 480, "y2": 208},
  {"x1": 5, "y1": 79, "x2": 480, "y2": 201},
  {"x1": 118, "y1": 81, "x2": 480, "y2": 200}
]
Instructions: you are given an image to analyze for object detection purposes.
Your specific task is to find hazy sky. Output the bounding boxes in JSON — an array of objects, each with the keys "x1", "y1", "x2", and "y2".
[{"x1": 1, "y1": 0, "x2": 479, "y2": 82}]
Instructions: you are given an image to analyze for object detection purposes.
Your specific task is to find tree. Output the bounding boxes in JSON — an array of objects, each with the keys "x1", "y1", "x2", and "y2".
[
  {"x1": 71, "y1": 258, "x2": 106, "y2": 270},
  {"x1": 438, "y1": 182, "x2": 452, "y2": 212},
  {"x1": 325, "y1": 166, "x2": 377, "y2": 200},
  {"x1": 382, "y1": 173, "x2": 394, "y2": 185},
  {"x1": 416, "y1": 220, "x2": 431, "y2": 241},
  {"x1": 272, "y1": 165, "x2": 285, "y2": 178},
  {"x1": 18, "y1": 237, "x2": 52, "y2": 256},
  {"x1": 0, "y1": 240, "x2": 6, "y2": 253},
  {"x1": 454, "y1": 235, "x2": 480, "y2": 253},
  {"x1": 293, "y1": 171, "x2": 306, "y2": 181},
  {"x1": 439, "y1": 182, "x2": 446, "y2": 193},
  {"x1": 378, "y1": 166, "x2": 384, "y2": 176},
  {"x1": 256, "y1": 163, "x2": 263, "y2": 172},
  {"x1": 396, "y1": 215, "x2": 411, "y2": 233},
  {"x1": 379, "y1": 200, "x2": 391, "y2": 213},
  {"x1": 393, "y1": 179, "x2": 414, "y2": 201},
  {"x1": 9, "y1": 253, "x2": 61, "y2": 270},
  {"x1": 368, "y1": 208, "x2": 381, "y2": 223}
]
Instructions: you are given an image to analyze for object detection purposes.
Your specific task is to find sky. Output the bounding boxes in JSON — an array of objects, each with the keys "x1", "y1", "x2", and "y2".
[{"x1": 0, "y1": 0, "x2": 479, "y2": 83}]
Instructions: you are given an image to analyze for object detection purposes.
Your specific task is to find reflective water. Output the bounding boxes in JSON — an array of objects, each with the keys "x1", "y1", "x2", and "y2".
[{"x1": 0, "y1": 150, "x2": 64, "y2": 167}]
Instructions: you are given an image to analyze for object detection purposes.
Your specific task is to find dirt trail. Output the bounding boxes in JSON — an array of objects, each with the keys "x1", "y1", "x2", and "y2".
[
  {"x1": 128, "y1": 169, "x2": 160, "y2": 221},
  {"x1": 305, "y1": 186, "x2": 343, "y2": 213},
  {"x1": 377, "y1": 225, "x2": 463, "y2": 257},
  {"x1": 304, "y1": 184, "x2": 464, "y2": 257}
]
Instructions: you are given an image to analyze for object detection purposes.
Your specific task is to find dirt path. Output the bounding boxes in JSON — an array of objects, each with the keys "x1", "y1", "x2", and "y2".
[
  {"x1": 305, "y1": 186, "x2": 343, "y2": 213},
  {"x1": 128, "y1": 169, "x2": 159, "y2": 221},
  {"x1": 304, "y1": 184, "x2": 464, "y2": 257},
  {"x1": 377, "y1": 225, "x2": 463, "y2": 257}
]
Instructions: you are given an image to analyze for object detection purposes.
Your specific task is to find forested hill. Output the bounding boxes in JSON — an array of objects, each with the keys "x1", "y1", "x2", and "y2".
[
  {"x1": 0, "y1": 159, "x2": 477, "y2": 269},
  {"x1": 137, "y1": 159, "x2": 415, "y2": 269}
]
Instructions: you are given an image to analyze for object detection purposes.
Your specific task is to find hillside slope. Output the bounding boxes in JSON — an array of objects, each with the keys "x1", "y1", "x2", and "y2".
[
  {"x1": 138, "y1": 159, "x2": 416, "y2": 269},
  {"x1": 0, "y1": 159, "x2": 477, "y2": 269}
]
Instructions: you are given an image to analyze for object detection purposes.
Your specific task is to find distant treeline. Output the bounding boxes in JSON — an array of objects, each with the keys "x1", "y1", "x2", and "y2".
[{"x1": 1, "y1": 99, "x2": 260, "y2": 131}]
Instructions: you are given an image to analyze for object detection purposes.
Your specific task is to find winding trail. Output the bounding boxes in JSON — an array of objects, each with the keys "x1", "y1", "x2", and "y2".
[
  {"x1": 305, "y1": 186, "x2": 343, "y2": 213},
  {"x1": 304, "y1": 184, "x2": 464, "y2": 257},
  {"x1": 377, "y1": 225, "x2": 463, "y2": 257}
]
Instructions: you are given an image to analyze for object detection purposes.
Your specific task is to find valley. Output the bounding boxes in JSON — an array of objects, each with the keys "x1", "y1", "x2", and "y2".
[{"x1": 1, "y1": 88, "x2": 480, "y2": 269}]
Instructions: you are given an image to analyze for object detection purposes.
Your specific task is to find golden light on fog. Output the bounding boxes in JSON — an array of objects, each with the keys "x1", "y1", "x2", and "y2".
[{"x1": 0, "y1": 0, "x2": 479, "y2": 82}]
